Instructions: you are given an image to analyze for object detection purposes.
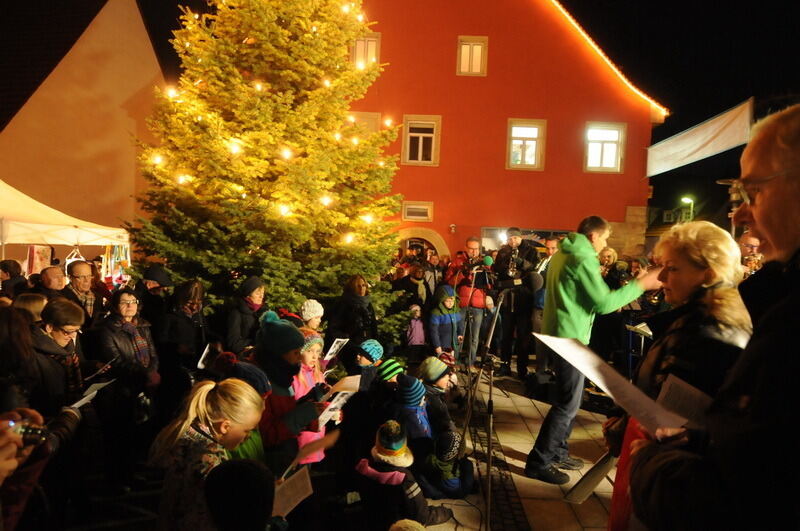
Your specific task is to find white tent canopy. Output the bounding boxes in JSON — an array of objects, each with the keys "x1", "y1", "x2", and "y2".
[{"x1": 0, "y1": 179, "x2": 129, "y2": 251}]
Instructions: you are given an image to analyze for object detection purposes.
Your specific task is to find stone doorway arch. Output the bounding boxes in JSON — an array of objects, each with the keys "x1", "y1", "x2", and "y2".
[{"x1": 396, "y1": 227, "x2": 451, "y2": 257}]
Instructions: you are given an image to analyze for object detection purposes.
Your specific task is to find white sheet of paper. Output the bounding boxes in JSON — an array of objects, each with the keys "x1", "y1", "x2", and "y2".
[
  {"x1": 625, "y1": 322, "x2": 653, "y2": 339},
  {"x1": 273, "y1": 465, "x2": 313, "y2": 517},
  {"x1": 322, "y1": 375, "x2": 361, "y2": 401},
  {"x1": 196, "y1": 343, "x2": 214, "y2": 369},
  {"x1": 71, "y1": 380, "x2": 114, "y2": 409},
  {"x1": 656, "y1": 374, "x2": 712, "y2": 428},
  {"x1": 323, "y1": 338, "x2": 349, "y2": 361},
  {"x1": 534, "y1": 334, "x2": 687, "y2": 433},
  {"x1": 317, "y1": 391, "x2": 355, "y2": 426}
]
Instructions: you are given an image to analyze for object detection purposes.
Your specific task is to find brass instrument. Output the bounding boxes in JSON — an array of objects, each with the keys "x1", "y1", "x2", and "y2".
[{"x1": 508, "y1": 248, "x2": 519, "y2": 278}]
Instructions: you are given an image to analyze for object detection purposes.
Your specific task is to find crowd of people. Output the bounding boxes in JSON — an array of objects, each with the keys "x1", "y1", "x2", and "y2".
[{"x1": 1, "y1": 104, "x2": 799, "y2": 530}]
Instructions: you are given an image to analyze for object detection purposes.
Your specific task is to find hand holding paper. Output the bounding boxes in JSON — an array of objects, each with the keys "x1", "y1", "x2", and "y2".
[{"x1": 533, "y1": 334, "x2": 686, "y2": 433}]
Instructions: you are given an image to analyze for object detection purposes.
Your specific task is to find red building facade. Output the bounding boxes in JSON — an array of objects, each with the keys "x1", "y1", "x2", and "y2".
[{"x1": 352, "y1": 0, "x2": 667, "y2": 256}]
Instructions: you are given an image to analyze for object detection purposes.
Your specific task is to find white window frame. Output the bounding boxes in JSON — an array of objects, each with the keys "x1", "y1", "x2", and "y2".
[
  {"x1": 584, "y1": 121, "x2": 626, "y2": 173},
  {"x1": 402, "y1": 201, "x2": 434, "y2": 222},
  {"x1": 456, "y1": 36, "x2": 488, "y2": 76},
  {"x1": 402, "y1": 115, "x2": 442, "y2": 167},
  {"x1": 352, "y1": 32, "x2": 381, "y2": 69},
  {"x1": 506, "y1": 118, "x2": 546, "y2": 171}
]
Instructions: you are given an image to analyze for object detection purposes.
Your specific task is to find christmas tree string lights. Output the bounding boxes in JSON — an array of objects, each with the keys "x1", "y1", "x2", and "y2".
[{"x1": 132, "y1": 0, "x2": 402, "y2": 326}]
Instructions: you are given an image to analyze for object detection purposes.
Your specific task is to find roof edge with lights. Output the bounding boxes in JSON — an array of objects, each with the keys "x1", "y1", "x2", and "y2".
[{"x1": 547, "y1": 0, "x2": 669, "y2": 123}]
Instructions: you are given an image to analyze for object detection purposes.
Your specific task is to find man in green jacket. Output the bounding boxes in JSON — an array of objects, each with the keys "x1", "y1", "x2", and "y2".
[{"x1": 525, "y1": 216, "x2": 662, "y2": 484}]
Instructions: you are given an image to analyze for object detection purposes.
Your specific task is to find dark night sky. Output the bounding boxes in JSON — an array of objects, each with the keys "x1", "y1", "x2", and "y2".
[
  {"x1": 2, "y1": 1, "x2": 799, "y2": 223},
  {"x1": 559, "y1": 0, "x2": 800, "y2": 222}
]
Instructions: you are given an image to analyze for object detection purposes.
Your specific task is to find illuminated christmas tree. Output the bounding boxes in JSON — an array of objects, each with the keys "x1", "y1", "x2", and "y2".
[{"x1": 133, "y1": 0, "x2": 401, "y2": 326}]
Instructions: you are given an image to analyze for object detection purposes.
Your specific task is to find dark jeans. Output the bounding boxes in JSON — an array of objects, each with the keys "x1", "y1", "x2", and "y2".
[
  {"x1": 500, "y1": 289, "x2": 534, "y2": 376},
  {"x1": 526, "y1": 354, "x2": 585, "y2": 469},
  {"x1": 460, "y1": 306, "x2": 484, "y2": 366}
]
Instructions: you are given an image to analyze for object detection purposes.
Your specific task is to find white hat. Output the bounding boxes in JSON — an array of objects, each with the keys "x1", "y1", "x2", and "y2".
[{"x1": 300, "y1": 299, "x2": 324, "y2": 321}]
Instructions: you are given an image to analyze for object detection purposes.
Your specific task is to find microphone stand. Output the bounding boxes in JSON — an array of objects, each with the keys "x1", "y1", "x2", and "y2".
[{"x1": 459, "y1": 288, "x2": 511, "y2": 531}]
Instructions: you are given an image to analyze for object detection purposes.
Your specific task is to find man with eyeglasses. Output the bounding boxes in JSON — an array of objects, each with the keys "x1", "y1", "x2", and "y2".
[
  {"x1": 61, "y1": 260, "x2": 102, "y2": 332},
  {"x1": 630, "y1": 105, "x2": 800, "y2": 530}
]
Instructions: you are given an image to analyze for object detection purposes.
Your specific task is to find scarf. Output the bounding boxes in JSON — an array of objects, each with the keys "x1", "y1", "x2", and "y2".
[
  {"x1": 70, "y1": 283, "x2": 95, "y2": 317},
  {"x1": 121, "y1": 319, "x2": 151, "y2": 368},
  {"x1": 47, "y1": 339, "x2": 83, "y2": 402},
  {"x1": 244, "y1": 297, "x2": 263, "y2": 313}
]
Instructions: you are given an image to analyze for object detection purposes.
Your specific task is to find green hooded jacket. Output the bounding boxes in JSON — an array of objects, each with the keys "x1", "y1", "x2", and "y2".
[{"x1": 542, "y1": 232, "x2": 643, "y2": 345}]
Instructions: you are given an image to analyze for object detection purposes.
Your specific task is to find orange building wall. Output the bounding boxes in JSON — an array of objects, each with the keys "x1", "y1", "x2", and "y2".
[{"x1": 354, "y1": 0, "x2": 658, "y2": 252}]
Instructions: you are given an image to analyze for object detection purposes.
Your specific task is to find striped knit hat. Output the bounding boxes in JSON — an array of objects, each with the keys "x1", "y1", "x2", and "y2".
[
  {"x1": 417, "y1": 356, "x2": 450, "y2": 384},
  {"x1": 376, "y1": 420, "x2": 410, "y2": 456},
  {"x1": 299, "y1": 327, "x2": 323, "y2": 353},
  {"x1": 397, "y1": 374, "x2": 426, "y2": 406},
  {"x1": 377, "y1": 358, "x2": 404, "y2": 382}
]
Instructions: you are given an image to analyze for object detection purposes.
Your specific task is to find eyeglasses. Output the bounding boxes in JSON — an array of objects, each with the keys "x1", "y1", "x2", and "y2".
[
  {"x1": 58, "y1": 328, "x2": 81, "y2": 337},
  {"x1": 119, "y1": 300, "x2": 139, "y2": 306},
  {"x1": 732, "y1": 168, "x2": 793, "y2": 205},
  {"x1": 70, "y1": 274, "x2": 93, "y2": 280}
]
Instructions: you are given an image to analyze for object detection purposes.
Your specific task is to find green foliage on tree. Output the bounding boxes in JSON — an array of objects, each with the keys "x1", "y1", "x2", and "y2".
[{"x1": 132, "y1": 0, "x2": 402, "y2": 337}]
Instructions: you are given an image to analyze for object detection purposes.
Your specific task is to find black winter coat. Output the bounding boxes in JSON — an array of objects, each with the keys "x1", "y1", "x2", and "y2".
[
  {"x1": 635, "y1": 289, "x2": 749, "y2": 399},
  {"x1": 631, "y1": 252, "x2": 800, "y2": 531},
  {"x1": 29, "y1": 327, "x2": 88, "y2": 417},
  {"x1": 423, "y1": 383, "x2": 456, "y2": 436},
  {"x1": 327, "y1": 293, "x2": 377, "y2": 344},
  {"x1": 355, "y1": 456, "x2": 452, "y2": 530},
  {"x1": 225, "y1": 297, "x2": 263, "y2": 354},
  {"x1": 494, "y1": 239, "x2": 540, "y2": 281},
  {"x1": 95, "y1": 314, "x2": 159, "y2": 397}
]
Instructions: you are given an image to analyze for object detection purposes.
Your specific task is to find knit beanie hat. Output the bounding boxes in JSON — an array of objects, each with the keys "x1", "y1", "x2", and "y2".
[
  {"x1": 376, "y1": 358, "x2": 404, "y2": 382},
  {"x1": 256, "y1": 310, "x2": 304, "y2": 358},
  {"x1": 376, "y1": 420, "x2": 409, "y2": 456},
  {"x1": 357, "y1": 339, "x2": 384, "y2": 364},
  {"x1": 435, "y1": 430, "x2": 462, "y2": 462},
  {"x1": 507, "y1": 227, "x2": 523, "y2": 238},
  {"x1": 238, "y1": 276, "x2": 264, "y2": 297},
  {"x1": 143, "y1": 264, "x2": 173, "y2": 287},
  {"x1": 417, "y1": 356, "x2": 450, "y2": 385},
  {"x1": 397, "y1": 374, "x2": 426, "y2": 406},
  {"x1": 299, "y1": 327, "x2": 323, "y2": 353},
  {"x1": 300, "y1": 299, "x2": 324, "y2": 321},
  {"x1": 211, "y1": 353, "x2": 272, "y2": 396}
]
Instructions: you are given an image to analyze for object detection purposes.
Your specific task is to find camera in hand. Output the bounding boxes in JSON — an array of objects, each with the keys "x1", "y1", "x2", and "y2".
[{"x1": 9, "y1": 420, "x2": 48, "y2": 447}]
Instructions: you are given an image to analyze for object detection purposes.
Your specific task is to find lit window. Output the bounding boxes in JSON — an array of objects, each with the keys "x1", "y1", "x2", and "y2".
[
  {"x1": 585, "y1": 122, "x2": 626, "y2": 172},
  {"x1": 457, "y1": 36, "x2": 488, "y2": 76},
  {"x1": 352, "y1": 33, "x2": 381, "y2": 68},
  {"x1": 506, "y1": 119, "x2": 546, "y2": 170},
  {"x1": 402, "y1": 115, "x2": 441, "y2": 166}
]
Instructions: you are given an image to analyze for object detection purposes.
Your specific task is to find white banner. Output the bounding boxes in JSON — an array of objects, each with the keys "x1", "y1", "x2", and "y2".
[{"x1": 647, "y1": 98, "x2": 753, "y2": 177}]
